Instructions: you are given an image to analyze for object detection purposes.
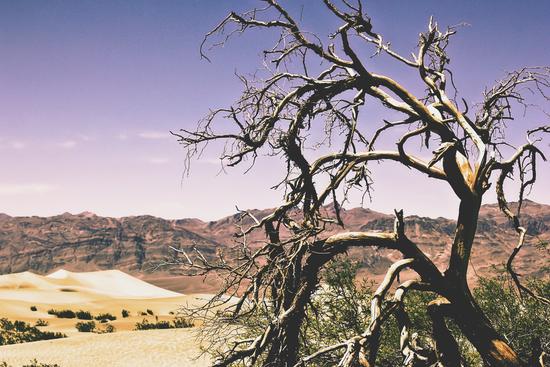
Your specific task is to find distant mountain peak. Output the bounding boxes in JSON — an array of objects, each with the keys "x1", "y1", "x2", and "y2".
[{"x1": 77, "y1": 211, "x2": 97, "y2": 218}]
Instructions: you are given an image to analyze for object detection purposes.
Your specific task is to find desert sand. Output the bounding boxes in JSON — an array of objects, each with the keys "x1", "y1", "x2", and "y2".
[
  {"x1": 0, "y1": 329, "x2": 211, "y2": 367},
  {"x1": 0, "y1": 269, "x2": 213, "y2": 366}
]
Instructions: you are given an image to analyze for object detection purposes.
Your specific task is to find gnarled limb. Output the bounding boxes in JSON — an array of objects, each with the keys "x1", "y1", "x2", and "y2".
[
  {"x1": 175, "y1": 2, "x2": 550, "y2": 366},
  {"x1": 394, "y1": 281, "x2": 436, "y2": 366},
  {"x1": 494, "y1": 138, "x2": 550, "y2": 305}
]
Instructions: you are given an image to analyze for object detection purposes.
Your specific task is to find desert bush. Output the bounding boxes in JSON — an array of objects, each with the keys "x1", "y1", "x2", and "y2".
[
  {"x1": 23, "y1": 360, "x2": 61, "y2": 367},
  {"x1": 0, "y1": 318, "x2": 66, "y2": 345},
  {"x1": 30, "y1": 306, "x2": 37, "y2": 312},
  {"x1": 134, "y1": 319, "x2": 170, "y2": 330},
  {"x1": 102, "y1": 324, "x2": 116, "y2": 333},
  {"x1": 134, "y1": 317, "x2": 193, "y2": 331},
  {"x1": 94, "y1": 313, "x2": 116, "y2": 322},
  {"x1": 474, "y1": 275, "x2": 550, "y2": 363},
  {"x1": 172, "y1": 317, "x2": 193, "y2": 328},
  {"x1": 34, "y1": 319, "x2": 48, "y2": 327},
  {"x1": 138, "y1": 311, "x2": 147, "y2": 316},
  {"x1": 146, "y1": 309, "x2": 154, "y2": 316},
  {"x1": 75, "y1": 310, "x2": 92, "y2": 320},
  {"x1": 229, "y1": 258, "x2": 549, "y2": 366},
  {"x1": 1, "y1": 360, "x2": 61, "y2": 367},
  {"x1": 74, "y1": 321, "x2": 96, "y2": 333},
  {"x1": 299, "y1": 259, "x2": 481, "y2": 366},
  {"x1": 47, "y1": 309, "x2": 75, "y2": 319},
  {"x1": 121, "y1": 309, "x2": 130, "y2": 318}
]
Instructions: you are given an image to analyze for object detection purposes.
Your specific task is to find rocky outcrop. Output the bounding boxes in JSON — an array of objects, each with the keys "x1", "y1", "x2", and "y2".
[{"x1": 0, "y1": 213, "x2": 219, "y2": 276}]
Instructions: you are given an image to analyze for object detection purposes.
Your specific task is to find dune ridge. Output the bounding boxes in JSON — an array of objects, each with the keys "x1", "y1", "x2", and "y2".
[{"x1": 44, "y1": 269, "x2": 182, "y2": 298}]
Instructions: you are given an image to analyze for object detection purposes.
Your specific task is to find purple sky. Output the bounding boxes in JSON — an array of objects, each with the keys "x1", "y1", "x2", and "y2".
[{"x1": 1, "y1": 1, "x2": 549, "y2": 220}]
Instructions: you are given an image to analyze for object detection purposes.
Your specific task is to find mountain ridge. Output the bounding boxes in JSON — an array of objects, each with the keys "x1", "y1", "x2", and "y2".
[
  {"x1": 0, "y1": 200, "x2": 548, "y2": 292},
  {"x1": 1, "y1": 198, "x2": 546, "y2": 223}
]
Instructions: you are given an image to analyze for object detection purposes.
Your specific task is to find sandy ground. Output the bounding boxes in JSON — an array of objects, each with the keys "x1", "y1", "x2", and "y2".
[
  {"x1": 0, "y1": 269, "x2": 216, "y2": 366},
  {"x1": 0, "y1": 329, "x2": 211, "y2": 367}
]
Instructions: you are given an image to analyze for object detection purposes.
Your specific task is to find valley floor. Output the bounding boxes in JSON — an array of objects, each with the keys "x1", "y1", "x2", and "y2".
[{"x1": 0, "y1": 328, "x2": 211, "y2": 367}]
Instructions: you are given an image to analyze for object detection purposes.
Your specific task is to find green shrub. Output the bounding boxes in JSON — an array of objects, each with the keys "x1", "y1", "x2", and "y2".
[
  {"x1": 134, "y1": 319, "x2": 171, "y2": 330},
  {"x1": 0, "y1": 318, "x2": 66, "y2": 345},
  {"x1": 47, "y1": 309, "x2": 75, "y2": 319},
  {"x1": 232, "y1": 258, "x2": 550, "y2": 366},
  {"x1": 34, "y1": 319, "x2": 48, "y2": 327},
  {"x1": 474, "y1": 276, "x2": 550, "y2": 363},
  {"x1": 75, "y1": 310, "x2": 92, "y2": 320},
  {"x1": 74, "y1": 321, "x2": 96, "y2": 333},
  {"x1": 172, "y1": 317, "x2": 194, "y2": 328},
  {"x1": 94, "y1": 313, "x2": 116, "y2": 322},
  {"x1": 1, "y1": 360, "x2": 61, "y2": 367},
  {"x1": 13, "y1": 321, "x2": 27, "y2": 332},
  {"x1": 121, "y1": 309, "x2": 130, "y2": 318},
  {"x1": 23, "y1": 360, "x2": 61, "y2": 367},
  {"x1": 134, "y1": 317, "x2": 193, "y2": 330},
  {"x1": 30, "y1": 306, "x2": 37, "y2": 312}
]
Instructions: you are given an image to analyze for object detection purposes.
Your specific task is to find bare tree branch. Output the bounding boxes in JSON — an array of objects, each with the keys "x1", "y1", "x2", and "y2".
[{"x1": 175, "y1": 2, "x2": 550, "y2": 366}]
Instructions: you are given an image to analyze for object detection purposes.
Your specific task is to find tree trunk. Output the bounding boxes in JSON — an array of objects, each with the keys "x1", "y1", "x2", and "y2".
[
  {"x1": 427, "y1": 298, "x2": 462, "y2": 367},
  {"x1": 448, "y1": 284, "x2": 524, "y2": 367},
  {"x1": 264, "y1": 245, "x2": 341, "y2": 367},
  {"x1": 444, "y1": 196, "x2": 525, "y2": 367},
  {"x1": 263, "y1": 320, "x2": 301, "y2": 367}
]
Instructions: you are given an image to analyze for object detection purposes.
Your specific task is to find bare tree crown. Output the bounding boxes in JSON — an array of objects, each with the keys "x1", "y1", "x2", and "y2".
[{"x1": 173, "y1": 1, "x2": 549, "y2": 366}]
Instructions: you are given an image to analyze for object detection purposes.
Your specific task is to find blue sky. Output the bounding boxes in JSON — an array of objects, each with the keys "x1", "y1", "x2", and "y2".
[{"x1": 1, "y1": 1, "x2": 549, "y2": 219}]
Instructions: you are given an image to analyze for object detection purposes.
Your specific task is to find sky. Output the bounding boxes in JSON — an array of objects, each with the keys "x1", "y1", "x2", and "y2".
[{"x1": 1, "y1": 0, "x2": 549, "y2": 220}]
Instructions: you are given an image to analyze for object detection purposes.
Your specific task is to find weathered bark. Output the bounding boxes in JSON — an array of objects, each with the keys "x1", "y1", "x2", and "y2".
[
  {"x1": 443, "y1": 197, "x2": 525, "y2": 367},
  {"x1": 264, "y1": 318, "x2": 302, "y2": 367},
  {"x1": 264, "y1": 243, "x2": 345, "y2": 367},
  {"x1": 427, "y1": 298, "x2": 462, "y2": 367},
  {"x1": 451, "y1": 294, "x2": 524, "y2": 367},
  {"x1": 446, "y1": 196, "x2": 481, "y2": 287}
]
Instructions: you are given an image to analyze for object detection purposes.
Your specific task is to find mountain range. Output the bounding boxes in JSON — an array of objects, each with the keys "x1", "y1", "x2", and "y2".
[{"x1": 0, "y1": 200, "x2": 548, "y2": 293}]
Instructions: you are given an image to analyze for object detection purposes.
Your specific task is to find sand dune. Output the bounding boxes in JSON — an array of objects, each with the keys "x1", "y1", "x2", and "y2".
[
  {"x1": 46, "y1": 269, "x2": 182, "y2": 298},
  {"x1": 0, "y1": 269, "x2": 195, "y2": 308},
  {"x1": 0, "y1": 271, "x2": 58, "y2": 291},
  {"x1": 0, "y1": 269, "x2": 181, "y2": 300},
  {"x1": 0, "y1": 269, "x2": 215, "y2": 365},
  {"x1": 0, "y1": 269, "x2": 210, "y2": 327}
]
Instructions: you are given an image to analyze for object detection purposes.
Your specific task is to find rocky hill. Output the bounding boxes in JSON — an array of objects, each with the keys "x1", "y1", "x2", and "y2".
[{"x1": 0, "y1": 201, "x2": 548, "y2": 292}]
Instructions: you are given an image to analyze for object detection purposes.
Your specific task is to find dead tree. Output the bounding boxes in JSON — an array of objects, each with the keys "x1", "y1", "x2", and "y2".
[{"x1": 173, "y1": 1, "x2": 549, "y2": 366}]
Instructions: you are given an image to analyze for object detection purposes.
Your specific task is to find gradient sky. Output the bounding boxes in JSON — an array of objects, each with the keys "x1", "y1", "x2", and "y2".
[{"x1": 1, "y1": 0, "x2": 549, "y2": 220}]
